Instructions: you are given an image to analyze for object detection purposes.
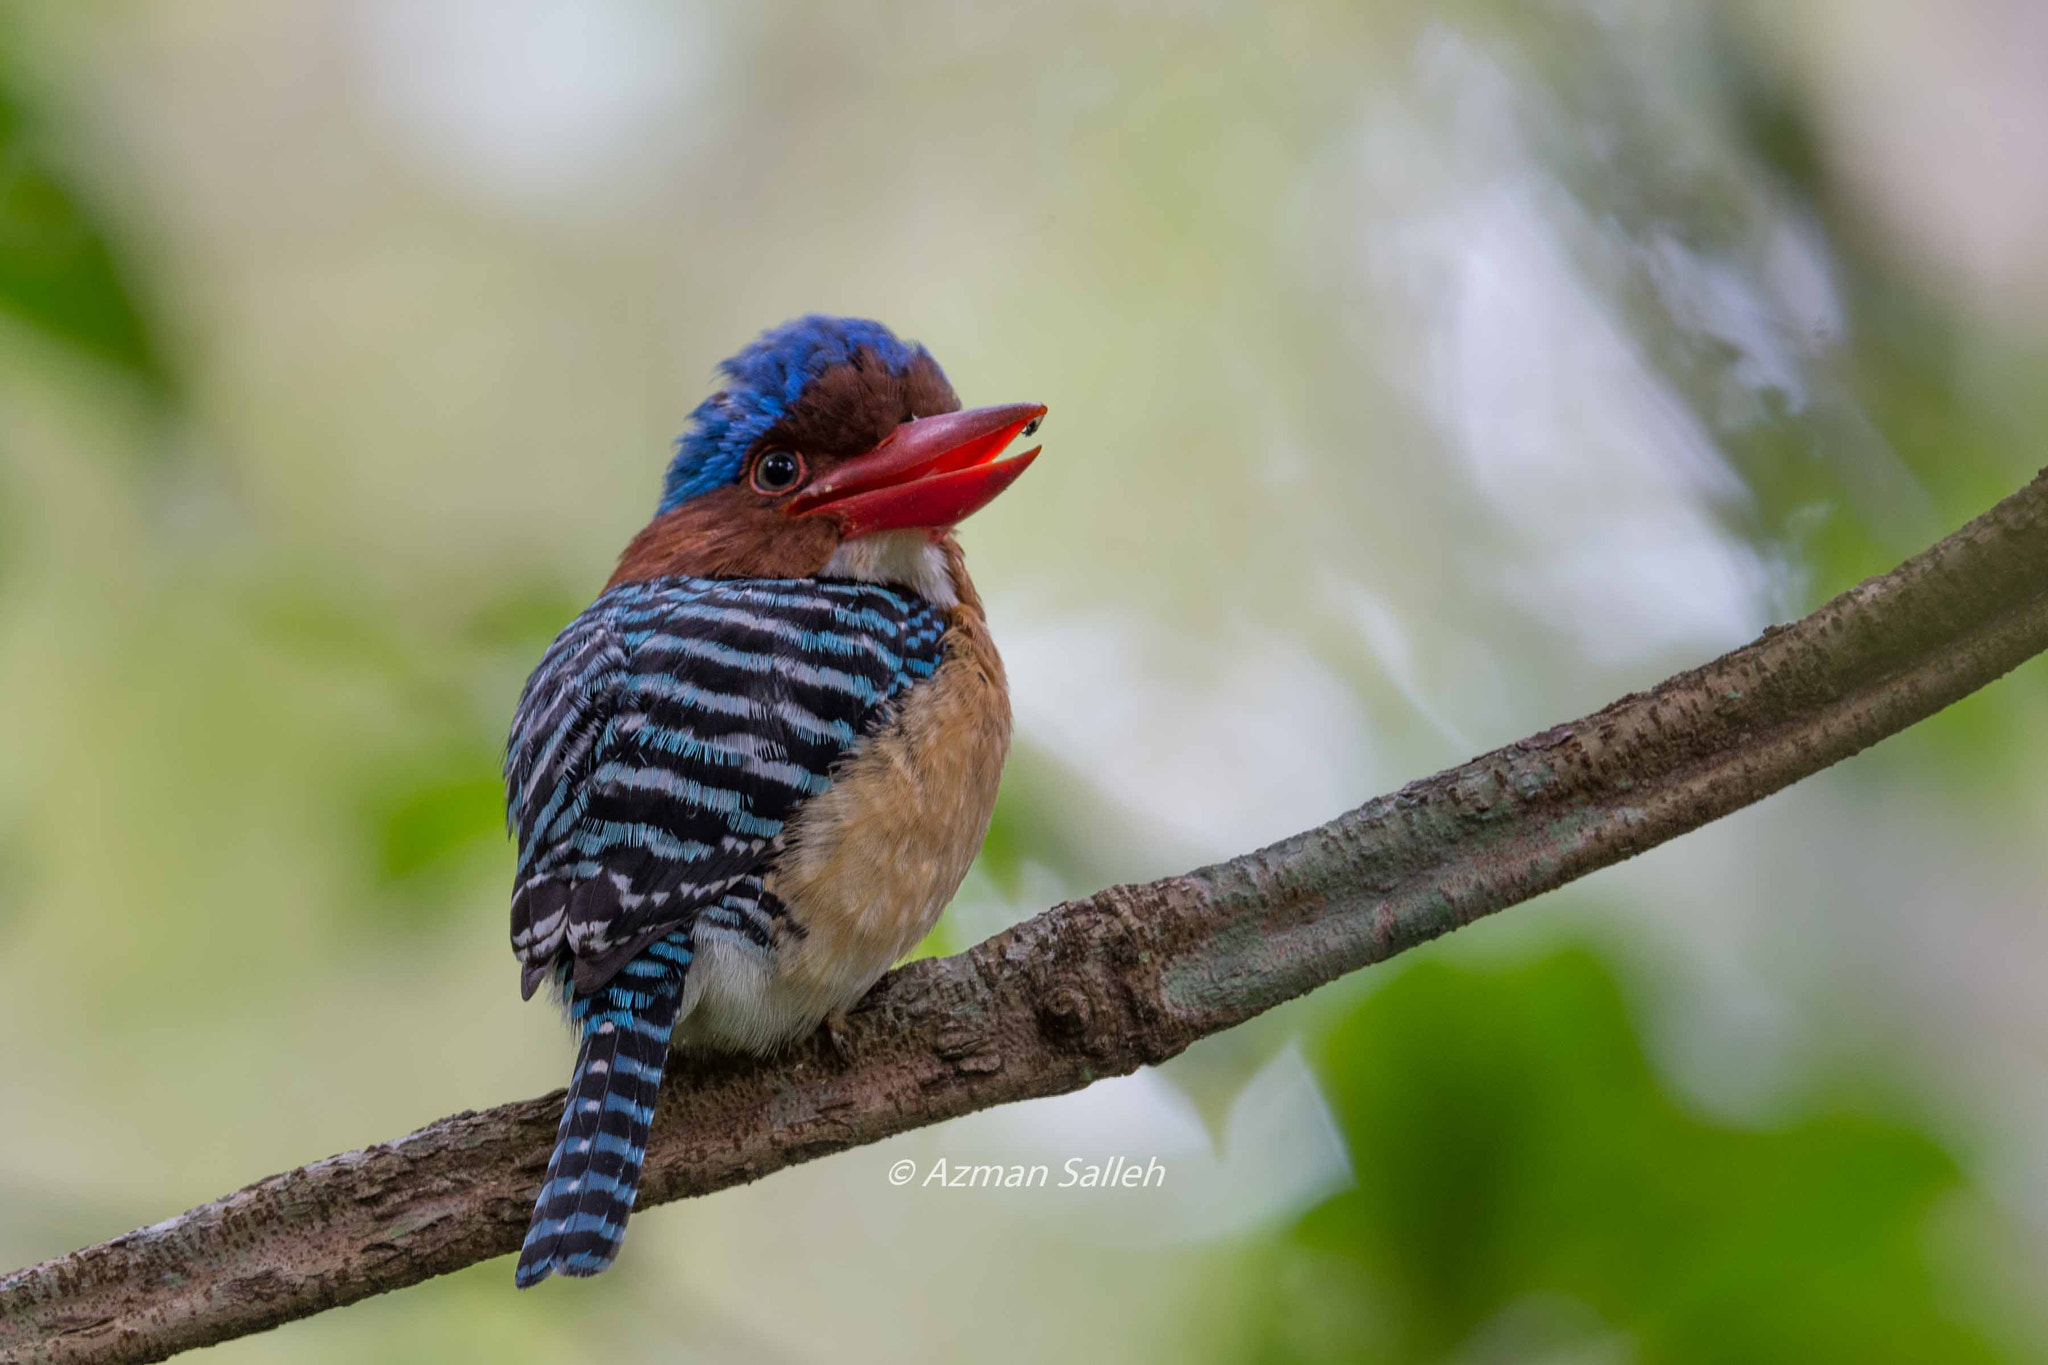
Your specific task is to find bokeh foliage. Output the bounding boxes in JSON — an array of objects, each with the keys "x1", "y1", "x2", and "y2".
[
  {"x1": 0, "y1": 60, "x2": 165, "y2": 397},
  {"x1": 1238, "y1": 948, "x2": 2026, "y2": 1363}
]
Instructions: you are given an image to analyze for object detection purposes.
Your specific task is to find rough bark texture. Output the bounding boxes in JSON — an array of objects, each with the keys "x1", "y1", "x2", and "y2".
[{"x1": 5, "y1": 468, "x2": 2047, "y2": 1365}]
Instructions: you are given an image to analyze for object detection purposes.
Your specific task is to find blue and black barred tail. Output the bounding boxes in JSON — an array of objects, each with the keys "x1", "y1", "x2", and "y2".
[{"x1": 515, "y1": 936, "x2": 692, "y2": 1287}]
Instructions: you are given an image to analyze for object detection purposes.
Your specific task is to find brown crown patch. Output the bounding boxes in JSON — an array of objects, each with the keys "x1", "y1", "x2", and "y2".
[
  {"x1": 764, "y1": 345, "x2": 961, "y2": 463},
  {"x1": 609, "y1": 346, "x2": 963, "y2": 585}
]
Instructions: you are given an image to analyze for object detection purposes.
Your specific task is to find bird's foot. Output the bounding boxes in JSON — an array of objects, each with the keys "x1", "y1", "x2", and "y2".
[{"x1": 820, "y1": 1010, "x2": 855, "y2": 1066}]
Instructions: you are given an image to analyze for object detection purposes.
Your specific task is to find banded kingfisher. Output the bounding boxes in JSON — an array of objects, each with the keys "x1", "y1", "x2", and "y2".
[{"x1": 504, "y1": 315, "x2": 1042, "y2": 1286}]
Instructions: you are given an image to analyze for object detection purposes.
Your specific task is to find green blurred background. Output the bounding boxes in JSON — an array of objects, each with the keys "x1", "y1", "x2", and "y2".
[{"x1": 3, "y1": 1, "x2": 2047, "y2": 1361}]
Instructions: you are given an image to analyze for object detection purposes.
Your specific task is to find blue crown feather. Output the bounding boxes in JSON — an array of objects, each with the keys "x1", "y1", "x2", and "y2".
[{"x1": 660, "y1": 315, "x2": 928, "y2": 514}]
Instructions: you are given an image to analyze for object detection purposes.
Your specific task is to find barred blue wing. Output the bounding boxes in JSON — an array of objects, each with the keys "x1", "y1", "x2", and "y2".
[{"x1": 506, "y1": 576, "x2": 947, "y2": 998}]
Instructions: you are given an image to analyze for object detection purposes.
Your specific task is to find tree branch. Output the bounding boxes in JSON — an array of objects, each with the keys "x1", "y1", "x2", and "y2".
[{"x1": 7, "y1": 468, "x2": 2048, "y2": 1365}]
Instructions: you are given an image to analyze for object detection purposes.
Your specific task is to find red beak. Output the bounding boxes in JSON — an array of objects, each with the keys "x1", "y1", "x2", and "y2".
[{"x1": 786, "y1": 402, "x2": 1045, "y2": 539}]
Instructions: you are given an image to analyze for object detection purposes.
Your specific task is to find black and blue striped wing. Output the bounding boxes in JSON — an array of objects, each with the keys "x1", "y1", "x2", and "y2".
[{"x1": 506, "y1": 576, "x2": 945, "y2": 998}]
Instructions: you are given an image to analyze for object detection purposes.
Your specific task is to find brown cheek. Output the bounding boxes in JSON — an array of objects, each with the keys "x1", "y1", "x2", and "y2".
[
  {"x1": 728, "y1": 514, "x2": 840, "y2": 577},
  {"x1": 609, "y1": 496, "x2": 842, "y2": 586}
]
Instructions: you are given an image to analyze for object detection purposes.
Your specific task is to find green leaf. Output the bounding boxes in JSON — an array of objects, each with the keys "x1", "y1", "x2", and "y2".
[
  {"x1": 361, "y1": 744, "x2": 507, "y2": 891},
  {"x1": 0, "y1": 77, "x2": 168, "y2": 395},
  {"x1": 1231, "y1": 946, "x2": 2035, "y2": 1364}
]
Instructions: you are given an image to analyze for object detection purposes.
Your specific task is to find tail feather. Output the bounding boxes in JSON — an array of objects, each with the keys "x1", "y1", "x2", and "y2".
[{"x1": 516, "y1": 934, "x2": 690, "y2": 1287}]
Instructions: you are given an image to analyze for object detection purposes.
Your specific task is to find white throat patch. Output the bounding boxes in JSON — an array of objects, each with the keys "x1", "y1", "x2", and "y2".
[{"x1": 820, "y1": 531, "x2": 958, "y2": 608}]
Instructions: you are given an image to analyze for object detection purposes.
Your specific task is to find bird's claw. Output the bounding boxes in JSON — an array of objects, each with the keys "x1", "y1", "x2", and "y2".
[{"x1": 821, "y1": 1010, "x2": 855, "y2": 1066}]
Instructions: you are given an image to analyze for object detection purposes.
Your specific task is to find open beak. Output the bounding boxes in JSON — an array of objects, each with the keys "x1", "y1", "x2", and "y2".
[{"x1": 785, "y1": 402, "x2": 1045, "y2": 539}]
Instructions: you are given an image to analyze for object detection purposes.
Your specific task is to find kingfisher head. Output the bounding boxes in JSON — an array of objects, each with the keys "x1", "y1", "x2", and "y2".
[{"x1": 611, "y1": 315, "x2": 1043, "y2": 602}]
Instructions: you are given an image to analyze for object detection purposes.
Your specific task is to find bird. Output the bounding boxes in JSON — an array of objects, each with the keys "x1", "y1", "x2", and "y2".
[{"x1": 504, "y1": 315, "x2": 1043, "y2": 1286}]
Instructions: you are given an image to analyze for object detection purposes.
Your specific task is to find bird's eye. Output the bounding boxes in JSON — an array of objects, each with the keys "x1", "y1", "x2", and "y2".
[
  {"x1": 1021, "y1": 415, "x2": 1043, "y2": 438},
  {"x1": 750, "y1": 450, "x2": 806, "y2": 495}
]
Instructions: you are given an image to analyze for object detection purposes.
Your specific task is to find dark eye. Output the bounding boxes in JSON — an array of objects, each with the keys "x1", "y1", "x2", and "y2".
[
  {"x1": 750, "y1": 449, "x2": 806, "y2": 495},
  {"x1": 1021, "y1": 415, "x2": 1042, "y2": 438}
]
